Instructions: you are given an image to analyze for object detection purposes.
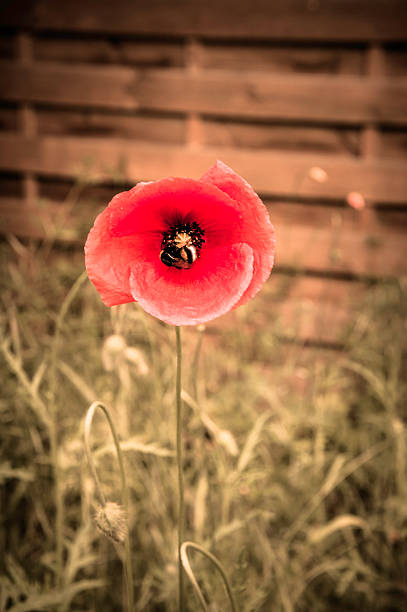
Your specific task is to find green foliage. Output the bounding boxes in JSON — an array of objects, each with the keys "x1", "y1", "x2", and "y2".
[{"x1": 1, "y1": 238, "x2": 406, "y2": 611}]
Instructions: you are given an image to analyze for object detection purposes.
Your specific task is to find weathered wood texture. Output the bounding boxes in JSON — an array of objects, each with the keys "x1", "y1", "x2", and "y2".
[
  {"x1": 1, "y1": 0, "x2": 406, "y2": 41},
  {"x1": 1, "y1": 135, "x2": 406, "y2": 203},
  {"x1": 2, "y1": 61, "x2": 407, "y2": 125},
  {"x1": 0, "y1": 0, "x2": 406, "y2": 346}
]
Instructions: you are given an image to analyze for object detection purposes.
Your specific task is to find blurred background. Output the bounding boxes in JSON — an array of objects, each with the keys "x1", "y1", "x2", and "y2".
[{"x1": 0, "y1": 1, "x2": 407, "y2": 611}]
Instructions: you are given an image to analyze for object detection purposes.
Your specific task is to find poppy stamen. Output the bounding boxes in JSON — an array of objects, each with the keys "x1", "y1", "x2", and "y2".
[{"x1": 160, "y1": 222, "x2": 205, "y2": 269}]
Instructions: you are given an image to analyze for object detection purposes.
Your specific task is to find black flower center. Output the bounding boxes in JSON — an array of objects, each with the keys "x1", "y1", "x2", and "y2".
[{"x1": 160, "y1": 222, "x2": 205, "y2": 269}]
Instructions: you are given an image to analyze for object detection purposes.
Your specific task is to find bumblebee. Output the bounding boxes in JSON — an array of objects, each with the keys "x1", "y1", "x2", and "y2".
[
  {"x1": 160, "y1": 231, "x2": 198, "y2": 269},
  {"x1": 160, "y1": 244, "x2": 197, "y2": 269},
  {"x1": 160, "y1": 224, "x2": 205, "y2": 269}
]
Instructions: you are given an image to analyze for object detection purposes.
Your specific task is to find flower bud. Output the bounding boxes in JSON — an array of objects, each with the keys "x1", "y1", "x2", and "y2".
[{"x1": 94, "y1": 502, "x2": 128, "y2": 544}]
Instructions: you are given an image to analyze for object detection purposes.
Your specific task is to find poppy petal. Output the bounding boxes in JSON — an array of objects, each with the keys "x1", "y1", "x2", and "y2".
[
  {"x1": 109, "y1": 177, "x2": 242, "y2": 248},
  {"x1": 200, "y1": 161, "x2": 275, "y2": 307},
  {"x1": 129, "y1": 243, "x2": 254, "y2": 326},
  {"x1": 85, "y1": 206, "x2": 142, "y2": 306}
]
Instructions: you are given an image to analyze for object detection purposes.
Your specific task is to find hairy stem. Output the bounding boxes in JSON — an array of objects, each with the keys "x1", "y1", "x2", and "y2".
[
  {"x1": 84, "y1": 401, "x2": 134, "y2": 612},
  {"x1": 175, "y1": 326, "x2": 185, "y2": 612}
]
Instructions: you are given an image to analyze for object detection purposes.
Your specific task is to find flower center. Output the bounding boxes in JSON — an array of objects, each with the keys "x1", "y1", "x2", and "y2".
[{"x1": 160, "y1": 222, "x2": 205, "y2": 269}]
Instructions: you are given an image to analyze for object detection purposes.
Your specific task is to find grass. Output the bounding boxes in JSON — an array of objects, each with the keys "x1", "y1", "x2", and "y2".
[{"x1": 0, "y1": 236, "x2": 406, "y2": 611}]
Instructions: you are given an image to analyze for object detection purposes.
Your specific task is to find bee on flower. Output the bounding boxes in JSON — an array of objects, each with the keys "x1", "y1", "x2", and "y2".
[{"x1": 85, "y1": 162, "x2": 275, "y2": 326}]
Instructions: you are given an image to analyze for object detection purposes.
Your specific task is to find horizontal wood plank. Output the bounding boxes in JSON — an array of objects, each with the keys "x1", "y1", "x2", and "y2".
[
  {"x1": 0, "y1": 134, "x2": 406, "y2": 204},
  {"x1": 1, "y1": 60, "x2": 407, "y2": 125},
  {"x1": 30, "y1": 107, "x2": 360, "y2": 155},
  {"x1": 35, "y1": 108, "x2": 186, "y2": 143},
  {"x1": 0, "y1": 196, "x2": 406, "y2": 277},
  {"x1": 32, "y1": 36, "x2": 364, "y2": 75},
  {"x1": 203, "y1": 120, "x2": 360, "y2": 155},
  {"x1": 203, "y1": 44, "x2": 365, "y2": 75},
  {"x1": 207, "y1": 273, "x2": 367, "y2": 347},
  {"x1": 0, "y1": 197, "x2": 85, "y2": 242},
  {"x1": 252, "y1": 274, "x2": 366, "y2": 345},
  {"x1": 1, "y1": 0, "x2": 406, "y2": 42},
  {"x1": 34, "y1": 37, "x2": 185, "y2": 68},
  {"x1": 271, "y1": 203, "x2": 407, "y2": 277}
]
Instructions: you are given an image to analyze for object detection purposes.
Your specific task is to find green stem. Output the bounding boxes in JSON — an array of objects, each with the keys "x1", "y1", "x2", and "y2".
[
  {"x1": 190, "y1": 325, "x2": 205, "y2": 402},
  {"x1": 84, "y1": 401, "x2": 134, "y2": 612},
  {"x1": 175, "y1": 326, "x2": 185, "y2": 612},
  {"x1": 180, "y1": 541, "x2": 238, "y2": 612},
  {"x1": 49, "y1": 269, "x2": 88, "y2": 587}
]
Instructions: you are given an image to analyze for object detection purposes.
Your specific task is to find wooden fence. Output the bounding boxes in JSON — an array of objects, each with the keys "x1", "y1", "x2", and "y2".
[{"x1": 1, "y1": 0, "x2": 406, "y2": 346}]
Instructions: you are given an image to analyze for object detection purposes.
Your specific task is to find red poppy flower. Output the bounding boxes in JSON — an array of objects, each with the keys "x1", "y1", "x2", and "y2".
[{"x1": 85, "y1": 161, "x2": 275, "y2": 326}]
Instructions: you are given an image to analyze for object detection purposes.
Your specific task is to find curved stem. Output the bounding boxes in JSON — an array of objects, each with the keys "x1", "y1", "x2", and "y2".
[
  {"x1": 84, "y1": 401, "x2": 134, "y2": 612},
  {"x1": 180, "y1": 541, "x2": 238, "y2": 612},
  {"x1": 49, "y1": 269, "x2": 87, "y2": 587},
  {"x1": 175, "y1": 326, "x2": 185, "y2": 612}
]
